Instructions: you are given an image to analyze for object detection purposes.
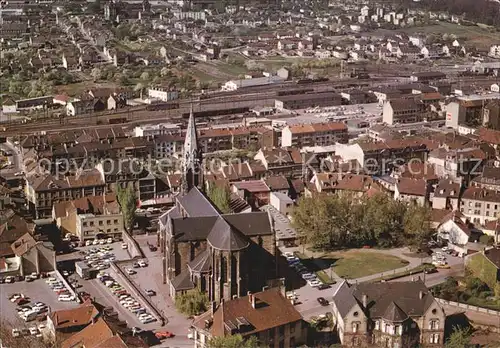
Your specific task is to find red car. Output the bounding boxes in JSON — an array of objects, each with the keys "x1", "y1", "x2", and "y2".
[{"x1": 155, "y1": 331, "x2": 174, "y2": 339}]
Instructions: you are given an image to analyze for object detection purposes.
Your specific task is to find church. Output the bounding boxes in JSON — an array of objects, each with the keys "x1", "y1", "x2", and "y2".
[{"x1": 158, "y1": 109, "x2": 277, "y2": 302}]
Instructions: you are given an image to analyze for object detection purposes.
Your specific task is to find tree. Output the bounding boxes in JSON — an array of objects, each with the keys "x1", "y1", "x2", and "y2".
[
  {"x1": 174, "y1": 289, "x2": 208, "y2": 316},
  {"x1": 403, "y1": 203, "x2": 431, "y2": 250},
  {"x1": 91, "y1": 67, "x2": 102, "y2": 81},
  {"x1": 116, "y1": 185, "x2": 136, "y2": 232},
  {"x1": 208, "y1": 335, "x2": 259, "y2": 348},
  {"x1": 208, "y1": 185, "x2": 231, "y2": 214},
  {"x1": 445, "y1": 326, "x2": 473, "y2": 348}
]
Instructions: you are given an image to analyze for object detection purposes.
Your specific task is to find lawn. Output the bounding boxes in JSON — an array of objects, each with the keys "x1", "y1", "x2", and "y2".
[{"x1": 315, "y1": 250, "x2": 409, "y2": 279}]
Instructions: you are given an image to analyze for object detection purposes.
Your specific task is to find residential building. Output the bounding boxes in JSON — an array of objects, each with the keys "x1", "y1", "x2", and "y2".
[
  {"x1": 382, "y1": 98, "x2": 423, "y2": 125},
  {"x1": 222, "y1": 76, "x2": 285, "y2": 91},
  {"x1": 0, "y1": 210, "x2": 35, "y2": 258},
  {"x1": 10, "y1": 233, "x2": 56, "y2": 276},
  {"x1": 471, "y1": 166, "x2": 500, "y2": 191},
  {"x1": 445, "y1": 94, "x2": 500, "y2": 129},
  {"x1": 254, "y1": 148, "x2": 319, "y2": 178},
  {"x1": 61, "y1": 317, "x2": 128, "y2": 348},
  {"x1": 437, "y1": 211, "x2": 472, "y2": 248},
  {"x1": 460, "y1": 187, "x2": 500, "y2": 224},
  {"x1": 465, "y1": 248, "x2": 500, "y2": 289},
  {"x1": 281, "y1": 122, "x2": 348, "y2": 148},
  {"x1": 192, "y1": 287, "x2": 307, "y2": 348},
  {"x1": 331, "y1": 280, "x2": 445, "y2": 347},
  {"x1": 270, "y1": 192, "x2": 294, "y2": 216},
  {"x1": 47, "y1": 301, "x2": 100, "y2": 342},
  {"x1": 432, "y1": 179, "x2": 461, "y2": 210},
  {"x1": 24, "y1": 170, "x2": 106, "y2": 218}
]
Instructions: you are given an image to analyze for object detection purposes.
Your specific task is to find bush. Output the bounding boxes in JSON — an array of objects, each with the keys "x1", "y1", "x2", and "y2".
[
  {"x1": 458, "y1": 292, "x2": 470, "y2": 302},
  {"x1": 479, "y1": 291, "x2": 493, "y2": 299},
  {"x1": 174, "y1": 289, "x2": 208, "y2": 316},
  {"x1": 479, "y1": 234, "x2": 494, "y2": 245}
]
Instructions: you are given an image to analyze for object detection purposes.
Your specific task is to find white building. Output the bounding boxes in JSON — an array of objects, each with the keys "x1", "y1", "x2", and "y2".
[
  {"x1": 221, "y1": 76, "x2": 285, "y2": 91},
  {"x1": 76, "y1": 213, "x2": 124, "y2": 242},
  {"x1": 270, "y1": 192, "x2": 294, "y2": 216},
  {"x1": 147, "y1": 87, "x2": 179, "y2": 102},
  {"x1": 134, "y1": 123, "x2": 181, "y2": 137}
]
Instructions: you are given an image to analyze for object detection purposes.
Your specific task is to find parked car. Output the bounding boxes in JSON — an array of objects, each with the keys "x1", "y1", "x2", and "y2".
[
  {"x1": 125, "y1": 268, "x2": 136, "y2": 275},
  {"x1": 138, "y1": 260, "x2": 148, "y2": 267},
  {"x1": 317, "y1": 297, "x2": 329, "y2": 306},
  {"x1": 5, "y1": 276, "x2": 15, "y2": 283},
  {"x1": 424, "y1": 267, "x2": 438, "y2": 274},
  {"x1": 155, "y1": 331, "x2": 175, "y2": 339},
  {"x1": 145, "y1": 289, "x2": 156, "y2": 296},
  {"x1": 121, "y1": 243, "x2": 128, "y2": 249}
]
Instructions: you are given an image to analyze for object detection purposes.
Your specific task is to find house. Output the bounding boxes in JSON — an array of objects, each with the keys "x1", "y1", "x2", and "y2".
[
  {"x1": 61, "y1": 317, "x2": 128, "y2": 348},
  {"x1": 191, "y1": 287, "x2": 307, "y2": 348},
  {"x1": 264, "y1": 175, "x2": 290, "y2": 195},
  {"x1": 147, "y1": 87, "x2": 179, "y2": 102},
  {"x1": 47, "y1": 301, "x2": 100, "y2": 341},
  {"x1": 281, "y1": 122, "x2": 348, "y2": 147},
  {"x1": 481, "y1": 220, "x2": 500, "y2": 244},
  {"x1": 270, "y1": 192, "x2": 294, "y2": 216},
  {"x1": 437, "y1": 211, "x2": 473, "y2": 248},
  {"x1": 394, "y1": 178, "x2": 429, "y2": 205},
  {"x1": 10, "y1": 233, "x2": 56, "y2": 276},
  {"x1": 382, "y1": 98, "x2": 423, "y2": 125},
  {"x1": 432, "y1": 179, "x2": 461, "y2": 210},
  {"x1": 331, "y1": 280, "x2": 445, "y2": 347},
  {"x1": 66, "y1": 98, "x2": 105, "y2": 116},
  {"x1": 232, "y1": 180, "x2": 271, "y2": 207},
  {"x1": 0, "y1": 210, "x2": 35, "y2": 258},
  {"x1": 460, "y1": 187, "x2": 500, "y2": 224}
]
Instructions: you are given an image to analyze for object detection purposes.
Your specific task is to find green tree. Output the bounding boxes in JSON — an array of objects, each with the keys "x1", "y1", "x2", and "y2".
[
  {"x1": 208, "y1": 185, "x2": 231, "y2": 214},
  {"x1": 403, "y1": 203, "x2": 431, "y2": 250},
  {"x1": 445, "y1": 326, "x2": 473, "y2": 348},
  {"x1": 208, "y1": 334, "x2": 259, "y2": 348},
  {"x1": 116, "y1": 185, "x2": 136, "y2": 232},
  {"x1": 174, "y1": 289, "x2": 208, "y2": 316}
]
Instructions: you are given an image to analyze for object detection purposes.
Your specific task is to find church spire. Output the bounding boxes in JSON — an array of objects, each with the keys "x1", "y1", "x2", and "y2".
[{"x1": 182, "y1": 103, "x2": 202, "y2": 193}]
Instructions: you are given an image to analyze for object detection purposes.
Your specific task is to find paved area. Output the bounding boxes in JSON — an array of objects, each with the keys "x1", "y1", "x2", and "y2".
[
  {"x1": 56, "y1": 241, "x2": 131, "y2": 264},
  {"x1": 132, "y1": 234, "x2": 193, "y2": 347},
  {"x1": 0, "y1": 277, "x2": 79, "y2": 328}
]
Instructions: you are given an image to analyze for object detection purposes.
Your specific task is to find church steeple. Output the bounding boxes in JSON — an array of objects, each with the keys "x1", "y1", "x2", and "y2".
[{"x1": 182, "y1": 104, "x2": 202, "y2": 193}]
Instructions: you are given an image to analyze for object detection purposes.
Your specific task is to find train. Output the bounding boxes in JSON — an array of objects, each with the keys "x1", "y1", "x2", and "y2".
[
  {"x1": 295, "y1": 77, "x2": 330, "y2": 84},
  {"x1": 276, "y1": 88, "x2": 314, "y2": 96},
  {"x1": 145, "y1": 102, "x2": 180, "y2": 111}
]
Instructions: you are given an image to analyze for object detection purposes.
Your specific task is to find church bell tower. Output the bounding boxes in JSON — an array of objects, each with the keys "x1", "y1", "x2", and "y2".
[{"x1": 181, "y1": 104, "x2": 203, "y2": 193}]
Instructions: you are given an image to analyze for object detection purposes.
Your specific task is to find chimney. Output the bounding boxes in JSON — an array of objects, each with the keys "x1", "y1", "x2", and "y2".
[
  {"x1": 249, "y1": 293, "x2": 256, "y2": 309},
  {"x1": 362, "y1": 294, "x2": 367, "y2": 308},
  {"x1": 419, "y1": 290, "x2": 424, "y2": 300}
]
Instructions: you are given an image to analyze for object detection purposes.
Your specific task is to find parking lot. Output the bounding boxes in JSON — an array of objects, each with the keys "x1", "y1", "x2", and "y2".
[
  {"x1": 0, "y1": 276, "x2": 79, "y2": 329},
  {"x1": 128, "y1": 234, "x2": 193, "y2": 346}
]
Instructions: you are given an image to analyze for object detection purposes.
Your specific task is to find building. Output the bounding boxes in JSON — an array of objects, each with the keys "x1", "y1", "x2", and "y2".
[
  {"x1": 147, "y1": 87, "x2": 179, "y2": 102},
  {"x1": 445, "y1": 94, "x2": 500, "y2": 129},
  {"x1": 10, "y1": 233, "x2": 55, "y2": 276},
  {"x1": 460, "y1": 187, "x2": 500, "y2": 224},
  {"x1": 437, "y1": 211, "x2": 472, "y2": 249},
  {"x1": 331, "y1": 280, "x2": 445, "y2": 347},
  {"x1": 25, "y1": 170, "x2": 106, "y2": 218},
  {"x1": 382, "y1": 98, "x2": 423, "y2": 125},
  {"x1": 47, "y1": 301, "x2": 100, "y2": 342},
  {"x1": 432, "y1": 179, "x2": 461, "y2": 210},
  {"x1": 275, "y1": 92, "x2": 342, "y2": 110},
  {"x1": 192, "y1": 287, "x2": 307, "y2": 348},
  {"x1": 281, "y1": 122, "x2": 348, "y2": 147},
  {"x1": 466, "y1": 248, "x2": 500, "y2": 290},
  {"x1": 221, "y1": 76, "x2": 285, "y2": 91},
  {"x1": 394, "y1": 178, "x2": 429, "y2": 205},
  {"x1": 158, "y1": 109, "x2": 277, "y2": 303},
  {"x1": 134, "y1": 123, "x2": 181, "y2": 137},
  {"x1": 410, "y1": 72, "x2": 446, "y2": 83},
  {"x1": 61, "y1": 317, "x2": 128, "y2": 348}
]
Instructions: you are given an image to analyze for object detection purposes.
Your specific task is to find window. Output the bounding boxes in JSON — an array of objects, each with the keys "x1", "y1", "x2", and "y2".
[
  {"x1": 487, "y1": 204, "x2": 490, "y2": 209},
  {"x1": 430, "y1": 333, "x2": 440, "y2": 344},
  {"x1": 90, "y1": 221, "x2": 94, "y2": 227},
  {"x1": 475, "y1": 202, "x2": 482, "y2": 208},
  {"x1": 429, "y1": 319, "x2": 439, "y2": 330},
  {"x1": 375, "y1": 321, "x2": 380, "y2": 330},
  {"x1": 496, "y1": 205, "x2": 498, "y2": 210},
  {"x1": 83, "y1": 221, "x2": 88, "y2": 227},
  {"x1": 106, "y1": 220, "x2": 111, "y2": 225},
  {"x1": 486, "y1": 211, "x2": 490, "y2": 217},
  {"x1": 114, "y1": 219, "x2": 118, "y2": 224},
  {"x1": 395, "y1": 325, "x2": 401, "y2": 335},
  {"x1": 353, "y1": 311, "x2": 359, "y2": 317},
  {"x1": 99, "y1": 221, "x2": 103, "y2": 226},
  {"x1": 352, "y1": 322, "x2": 359, "y2": 333}
]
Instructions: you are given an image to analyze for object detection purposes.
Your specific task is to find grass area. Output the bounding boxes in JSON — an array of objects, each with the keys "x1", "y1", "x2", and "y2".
[
  {"x1": 320, "y1": 250, "x2": 410, "y2": 279},
  {"x1": 398, "y1": 21, "x2": 500, "y2": 49},
  {"x1": 465, "y1": 296, "x2": 500, "y2": 311},
  {"x1": 297, "y1": 250, "x2": 409, "y2": 280}
]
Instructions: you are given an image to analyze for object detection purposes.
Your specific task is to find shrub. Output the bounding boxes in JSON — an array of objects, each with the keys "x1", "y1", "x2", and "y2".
[
  {"x1": 458, "y1": 292, "x2": 470, "y2": 302},
  {"x1": 479, "y1": 234, "x2": 494, "y2": 245}
]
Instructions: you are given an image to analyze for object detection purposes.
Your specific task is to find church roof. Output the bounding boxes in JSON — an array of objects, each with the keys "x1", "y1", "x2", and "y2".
[
  {"x1": 207, "y1": 216, "x2": 250, "y2": 251},
  {"x1": 188, "y1": 249, "x2": 212, "y2": 273},
  {"x1": 171, "y1": 270, "x2": 195, "y2": 291},
  {"x1": 177, "y1": 187, "x2": 219, "y2": 217}
]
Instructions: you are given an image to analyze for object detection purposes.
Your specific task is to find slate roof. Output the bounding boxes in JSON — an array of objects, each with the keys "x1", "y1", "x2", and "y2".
[
  {"x1": 49, "y1": 302, "x2": 99, "y2": 329},
  {"x1": 177, "y1": 187, "x2": 219, "y2": 217},
  {"x1": 188, "y1": 249, "x2": 212, "y2": 273},
  {"x1": 171, "y1": 270, "x2": 195, "y2": 291},
  {"x1": 332, "y1": 280, "x2": 359, "y2": 318},
  {"x1": 207, "y1": 216, "x2": 250, "y2": 251},
  {"x1": 382, "y1": 301, "x2": 408, "y2": 322}
]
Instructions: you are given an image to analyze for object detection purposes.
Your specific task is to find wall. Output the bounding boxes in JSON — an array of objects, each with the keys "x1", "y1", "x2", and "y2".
[{"x1": 121, "y1": 230, "x2": 144, "y2": 259}]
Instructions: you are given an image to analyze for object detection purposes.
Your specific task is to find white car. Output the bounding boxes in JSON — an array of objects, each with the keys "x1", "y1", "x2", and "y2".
[
  {"x1": 85, "y1": 240, "x2": 92, "y2": 246},
  {"x1": 29, "y1": 327, "x2": 39, "y2": 336},
  {"x1": 125, "y1": 268, "x2": 136, "y2": 275},
  {"x1": 12, "y1": 329, "x2": 20, "y2": 337},
  {"x1": 441, "y1": 246, "x2": 449, "y2": 252},
  {"x1": 138, "y1": 260, "x2": 148, "y2": 267},
  {"x1": 107, "y1": 238, "x2": 113, "y2": 244},
  {"x1": 99, "y1": 239, "x2": 106, "y2": 245},
  {"x1": 92, "y1": 239, "x2": 99, "y2": 245},
  {"x1": 121, "y1": 243, "x2": 128, "y2": 249},
  {"x1": 58, "y1": 295, "x2": 75, "y2": 302},
  {"x1": 5, "y1": 276, "x2": 15, "y2": 283}
]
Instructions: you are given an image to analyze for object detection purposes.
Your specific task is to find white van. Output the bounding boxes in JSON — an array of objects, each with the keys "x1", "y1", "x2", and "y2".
[{"x1": 21, "y1": 311, "x2": 38, "y2": 322}]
